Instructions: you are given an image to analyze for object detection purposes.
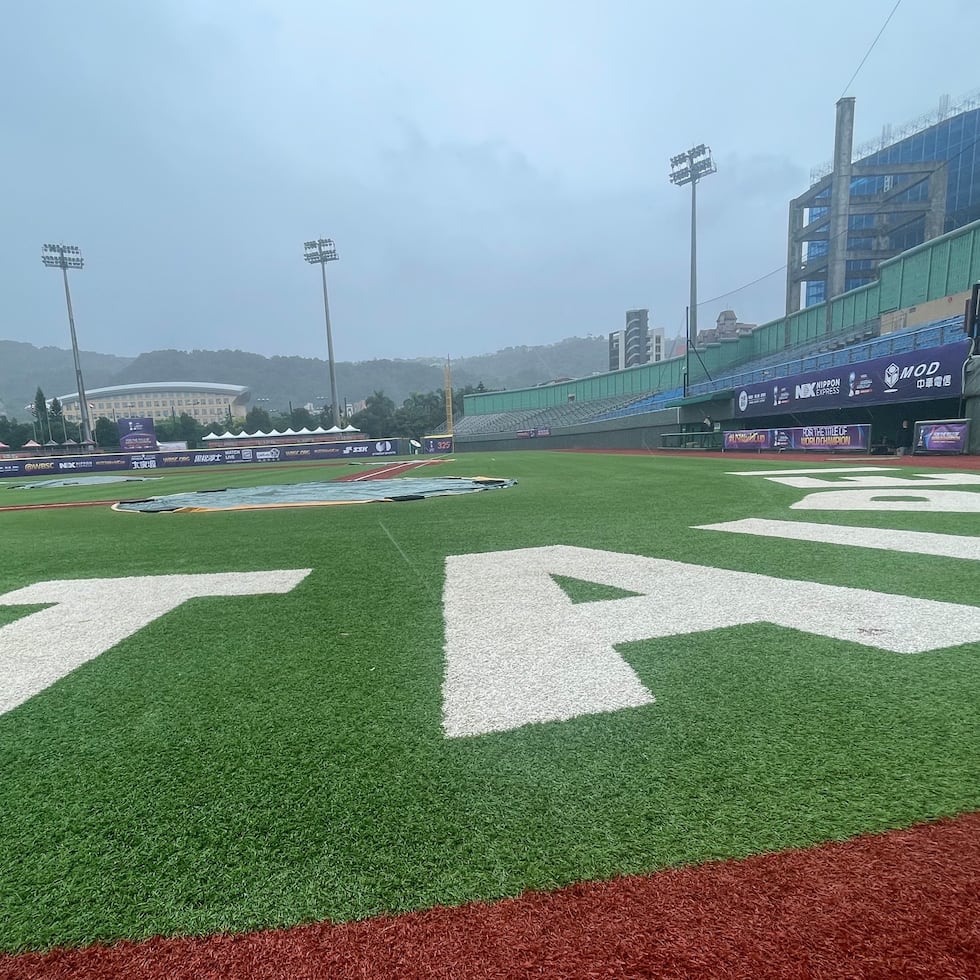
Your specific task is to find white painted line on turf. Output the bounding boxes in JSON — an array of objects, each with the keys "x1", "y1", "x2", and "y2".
[
  {"x1": 756, "y1": 473, "x2": 980, "y2": 489},
  {"x1": 441, "y1": 545, "x2": 980, "y2": 738},
  {"x1": 790, "y1": 489, "x2": 980, "y2": 512},
  {"x1": 0, "y1": 570, "x2": 312, "y2": 717},
  {"x1": 728, "y1": 467, "x2": 896, "y2": 476},
  {"x1": 696, "y1": 519, "x2": 980, "y2": 561}
]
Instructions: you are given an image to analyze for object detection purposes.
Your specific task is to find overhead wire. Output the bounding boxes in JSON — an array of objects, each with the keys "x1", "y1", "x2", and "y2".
[
  {"x1": 840, "y1": 0, "x2": 903, "y2": 100},
  {"x1": 686, "y1": 0, "x2": 907, "y2": 316}
]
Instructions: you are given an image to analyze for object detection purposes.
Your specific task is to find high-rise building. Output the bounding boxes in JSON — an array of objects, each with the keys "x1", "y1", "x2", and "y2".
[
  {"x1": 608, "y1": 309, "x2": 664, "y2": 370},
  {"x1": 786, "y1": 93, "x2": 980, "y2": 312}
]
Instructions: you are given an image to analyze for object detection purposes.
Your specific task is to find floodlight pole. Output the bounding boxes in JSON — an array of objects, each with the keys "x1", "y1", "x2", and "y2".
[
  {"x1": 41, "y1": 244, "x2": 93, "y2": 446},
  {"x1": 669, "y1": 145, "x2": 716, "y2": 394},
  {"x1": 304, "y1": 238, "x2": 342, "y2": 429}
]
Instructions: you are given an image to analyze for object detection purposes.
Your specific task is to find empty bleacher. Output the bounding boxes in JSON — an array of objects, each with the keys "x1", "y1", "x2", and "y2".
[
  {"x1": 452, "y1": 393, "x2": 642, "y2": 436},
  {"x1": 452, "y1": 312, "x2": 970, "y2": 439},
  {"x1": 685, "y1": 314, "x2": 965, "y2": 399}
]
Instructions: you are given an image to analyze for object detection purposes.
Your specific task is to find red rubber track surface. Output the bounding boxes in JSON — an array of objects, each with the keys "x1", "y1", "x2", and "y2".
[{"x1": 4, "y1": 812, "x2": 978, "y2": 980}]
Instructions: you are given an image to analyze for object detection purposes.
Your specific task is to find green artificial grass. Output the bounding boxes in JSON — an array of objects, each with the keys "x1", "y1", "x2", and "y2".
[
  {"x1": 1, "y1": 452, "x2": 979, "y2": 950},
  {"x1": 552, "y1": 575, "x2": 643, "y2": 604}
]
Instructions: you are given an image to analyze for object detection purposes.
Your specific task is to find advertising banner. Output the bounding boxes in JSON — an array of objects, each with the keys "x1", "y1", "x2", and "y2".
[
  {"x1": 913, "y1": 419, "x2": 970, "y2": 455},
  {"x1": 517, "y1": 428, "x2": 551, "y2": 438},
  {"x1": 0, "y1": 440, "x2": 405, "y2": 478},
  {"x1": 734, "y1": 340, "x2": 970, "y2": 418},
  {"x1": 117, "y1": 418, "x2": 158, "y2": 452},
  {"x1": 424, "y1": 437, "x2": 454, "y2": 453},
  {"x1": 785, "y1": 424, "x2": 869, "y2": 451},
  {"x1": 723, "y1": 430, "x2": 772, "y2": 451},
  {"x1": 723, "y1": 424, "x2": 870, "y2": 452}
]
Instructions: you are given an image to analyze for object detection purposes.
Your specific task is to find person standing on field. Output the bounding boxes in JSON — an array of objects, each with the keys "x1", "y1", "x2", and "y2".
[{"x1": 896, "y1": 419, "x2": 913, "y2": 457}]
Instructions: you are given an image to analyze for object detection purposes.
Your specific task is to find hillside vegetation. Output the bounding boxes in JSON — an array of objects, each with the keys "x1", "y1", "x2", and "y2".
[{"x1": 0, "y1": 336, "x2": 607, "y2": 418}]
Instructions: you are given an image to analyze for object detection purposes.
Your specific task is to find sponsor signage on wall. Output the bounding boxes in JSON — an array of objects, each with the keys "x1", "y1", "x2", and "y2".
[
  {"x1": 913, "y1": 419, "x2": 970, "y2": 455},
  {"x1": 724, "y1": 424, "x2": 870, "y2": 452},
  {"x1": 424, "y1": 437, "x2": 454, "y2": 453},
  {"x1": 723, "y1": 430, "x2": 773, "y2": 451},
  {"x1": 734, "y1": 341, "x2": 970, "y2": 418},
  {"x1": 117, "y1": 417, "x2": 158, "y2": 452},
  {"x1": 0, "y1": 440, "x2": 403, "y2": 478}
]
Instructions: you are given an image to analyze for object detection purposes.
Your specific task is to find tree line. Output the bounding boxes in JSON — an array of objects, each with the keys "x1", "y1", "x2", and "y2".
[{"x1": 0, "y1": 384, "x2": 484, "y2": 451}]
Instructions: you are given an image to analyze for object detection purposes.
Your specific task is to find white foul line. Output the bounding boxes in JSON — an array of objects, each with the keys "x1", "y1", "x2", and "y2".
[{"x1": 696, "y1": 518, "x2": 980, "y2": 561}]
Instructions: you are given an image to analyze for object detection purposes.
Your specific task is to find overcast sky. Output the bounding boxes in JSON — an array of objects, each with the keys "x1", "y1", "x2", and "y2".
[{"x1": 1, "y1": 0, "x2": 976, "y2": 361}]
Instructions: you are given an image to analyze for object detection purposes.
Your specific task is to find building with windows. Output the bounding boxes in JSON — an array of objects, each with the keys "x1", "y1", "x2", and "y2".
[
  {"x1": 57, "y1": 382, "x2": 250, "y2": 425},
  {"x1": 696, "y1": 309, "x2": 757, "y2": 346},
  {"x1": 608, "y1": 309, "x2": 664, "y2": 370},
  {"x1": 787, "y1": 92, "x2": 980, "y2": 312}
]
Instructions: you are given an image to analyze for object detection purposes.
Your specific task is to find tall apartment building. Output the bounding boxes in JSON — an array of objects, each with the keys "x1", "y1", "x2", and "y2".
[{"x1": 608, "y1": 309, "x2": 664, "y2": 370}]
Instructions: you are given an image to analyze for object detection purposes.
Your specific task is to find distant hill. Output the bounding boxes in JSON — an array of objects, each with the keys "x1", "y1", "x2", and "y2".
[
  {"x1": 0, "y1": 341, "x2": 134, "y2": 416},
  {"x1": 0, "y1": 336, "x2": 609, "y2": 418}
]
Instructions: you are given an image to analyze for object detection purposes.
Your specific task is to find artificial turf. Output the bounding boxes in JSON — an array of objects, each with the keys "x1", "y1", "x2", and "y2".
[{"x1": 1, "y1": 452, "x2": 978, "y2": 952}]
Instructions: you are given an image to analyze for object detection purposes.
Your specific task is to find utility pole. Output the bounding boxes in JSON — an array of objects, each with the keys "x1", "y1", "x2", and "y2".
[
  {"x1": 303, "y1": 238, "x2": 343, "y2": 429},
  {"x1": 41, "y1": 244, "x2": 93, "y2": 446},
  {"x1": 669, "y1": 145, "x2": 717, "y2": 383}
]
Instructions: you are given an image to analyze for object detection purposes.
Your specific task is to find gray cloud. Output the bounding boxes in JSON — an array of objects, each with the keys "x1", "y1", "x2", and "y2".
[{"x1": 1, "y1": 0, "x2": 976, "y2": 363}]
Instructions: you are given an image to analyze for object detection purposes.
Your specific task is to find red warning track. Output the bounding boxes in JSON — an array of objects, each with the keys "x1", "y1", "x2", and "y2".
[{"x1": 4, "y1": 812, "x2": 978, "y2": 979}]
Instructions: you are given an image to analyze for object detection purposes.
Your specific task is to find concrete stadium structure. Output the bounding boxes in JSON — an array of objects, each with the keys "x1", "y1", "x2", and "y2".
[
  {"x1": 454, "y1": 218, "x2": 980, "y2": 453},
  {"x1": 787, "y1": 93, "x2": 980, "y2": 313},
  {"x1": 57, "y1": 382, "x2": 250, "y2": 425}
]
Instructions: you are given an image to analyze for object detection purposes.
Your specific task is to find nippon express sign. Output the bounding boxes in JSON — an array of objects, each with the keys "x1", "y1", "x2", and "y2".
[{"x1": 735, "y1": 340, "x2": 969, "y2": 418}]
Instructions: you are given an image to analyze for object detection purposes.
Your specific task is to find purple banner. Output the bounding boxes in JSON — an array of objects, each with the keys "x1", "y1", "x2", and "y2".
[
  {"x1": 913, "y1": 419, "x2": 970, "y2": 455},
  {"x1": 787, "y1": 424, "x2": 869, "y2": 451},
  {"x1": 118, "y1": 417, "x2": 157, "y2": 452},
  {"x1": 517, "y1": 428, "x2": 551, "y2": 439},
  {"x1": 723, "y1": 430, "x2": 772, "y2": 451},
  {"x1": 723, "y1": 424, "x2": 870, "y2": 452},
  {"x1": 0, "y1": 439, "x2": 404, "y2": 478},
  {"x1": 735, "y1": 341, "x2": 970, "y2": 418}
]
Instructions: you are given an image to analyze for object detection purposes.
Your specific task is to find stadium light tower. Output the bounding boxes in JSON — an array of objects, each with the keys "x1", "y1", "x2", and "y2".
[
  {"x1": 303, "y1": 238, "x2": 343, "y2": 429},
  {"x1": 669, "y1": 145, "x2": 716, "y2": 388},
  {"x1": 41, "y1": 243, "x2": 93, "y2": 446}
]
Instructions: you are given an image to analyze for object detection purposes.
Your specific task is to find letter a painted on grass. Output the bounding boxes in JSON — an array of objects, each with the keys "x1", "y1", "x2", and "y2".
[
  {"x1": 441, "y1": 546, "x2": 980, "y2": 737},
  {"x1": 0, "y1": 570, "x2": 311, "y2": 717}
]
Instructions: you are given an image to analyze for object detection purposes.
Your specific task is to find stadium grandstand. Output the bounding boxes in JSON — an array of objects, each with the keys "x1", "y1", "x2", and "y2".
[
  {"x1": 56, "y1": 382, "x2": 250, "y2": 426},
  {"x1": 450, "y1": 218, "x2": 980, "y2": 452}
]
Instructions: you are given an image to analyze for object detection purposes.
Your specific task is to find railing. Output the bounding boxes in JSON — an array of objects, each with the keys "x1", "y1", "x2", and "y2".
[{"x1": 686, "y1": 316, "x2": 965, "y2": 397}]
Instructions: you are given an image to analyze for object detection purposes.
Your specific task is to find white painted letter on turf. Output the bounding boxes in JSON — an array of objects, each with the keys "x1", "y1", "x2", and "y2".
[
  {"x1": 0, "y1": 570, "x2": 311, "y2": 717},
  {"x1": 441, "y1": 546, "x2": 980, "y2": 737}
]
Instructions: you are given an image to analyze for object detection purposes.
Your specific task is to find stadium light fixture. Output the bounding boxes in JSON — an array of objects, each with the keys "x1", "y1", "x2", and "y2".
[
  {"x1": 669, "y1": 145, "x2": 716, "y2": 397},
  {"x1": 41, "y1": 243, "x2": 93, "y2": 446},
  {"x1": 303, "y1": 238, "x2": 342, "y2": 429}
]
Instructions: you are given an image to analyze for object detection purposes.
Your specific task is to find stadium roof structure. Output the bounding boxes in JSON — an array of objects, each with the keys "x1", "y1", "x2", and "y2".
[
  {"x1": 56, "y1": 382, "x2": 250, "y2": 402},
  {"x1": 202, "y1": 425, "x2": 361, "y2": 441}
]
